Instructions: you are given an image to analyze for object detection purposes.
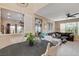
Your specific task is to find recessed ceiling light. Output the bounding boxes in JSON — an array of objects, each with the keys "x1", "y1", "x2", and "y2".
[
  {"x1": 7, "y1": 13, "x2": 11, "y2": 15},
  {"x1": 8, "y1": 17, "x2": 10, "y2": 18}
]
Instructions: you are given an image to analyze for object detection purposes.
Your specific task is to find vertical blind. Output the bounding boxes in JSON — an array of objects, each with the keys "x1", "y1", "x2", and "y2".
[{"x1": 60, "y1": 22, "x2": 79, "y2": 35}]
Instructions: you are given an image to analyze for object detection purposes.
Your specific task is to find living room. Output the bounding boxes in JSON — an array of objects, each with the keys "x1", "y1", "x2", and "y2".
[{"x1": 0, "y1": 3, "x2": 79, "y2": 56}]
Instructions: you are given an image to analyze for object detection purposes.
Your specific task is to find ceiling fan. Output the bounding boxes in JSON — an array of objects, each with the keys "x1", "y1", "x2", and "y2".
[{"x1": 66, "y1": 13, "x2": 79, "y2": 17}]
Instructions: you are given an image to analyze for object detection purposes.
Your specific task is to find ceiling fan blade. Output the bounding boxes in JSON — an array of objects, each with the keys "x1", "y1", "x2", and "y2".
[
  {"x1": 72, "y1": 13, "x2": 79, "y2": 16},
  {"x1": 66, "y1": 13, "x2": 75, "y2": 17},
  {"x1": 66, "y1": 13, "x2": 71, "y2": 17}
]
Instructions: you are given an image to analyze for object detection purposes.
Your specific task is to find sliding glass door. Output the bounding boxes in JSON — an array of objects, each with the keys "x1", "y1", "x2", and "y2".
[{"x1": 60, "y1": 22, "x2": 78, "y2": 35}]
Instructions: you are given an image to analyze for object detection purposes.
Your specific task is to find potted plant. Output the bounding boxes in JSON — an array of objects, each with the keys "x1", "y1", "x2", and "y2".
[{"x1": 25, "y1": 33, "x2": 35, "y2": 46}]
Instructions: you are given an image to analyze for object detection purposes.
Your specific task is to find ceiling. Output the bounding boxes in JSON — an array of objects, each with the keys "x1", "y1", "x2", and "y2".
[
  {"x1": 36, "y1": 3, "x2": 79, "y2": 21},
  {"x1": 25, "y1": 3, "x2": 48, "y2": 13},
  {"x1": 0, "y1": 3, "x2": 48, "y2": 20},
  {"x1": 0, "y1": 3, "x2": 48, "y2": 22},
  {"x1": 1, "y1": 8, "x2": 24, "y2": 21}
]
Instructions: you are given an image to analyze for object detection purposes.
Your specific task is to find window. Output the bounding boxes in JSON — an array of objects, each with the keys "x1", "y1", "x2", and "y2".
[
  {"x1": 77, "y1": 22, "x2": 79, "y2": 35},
  {"x1": 10, "y1": 26, "x2": 15, "y2": 34},
  {"x1": 17, "y1": 26, "x2": 23, "y2": 33},
  {"x1": 10, "y1": 25, "x2": 23, "y2": 34},
  {"x1": 60, "y1": 22, "x2": 78, "y2": 35},
  {"x1": 35, "y1": 18, "x2": 42, "y2": 33}
]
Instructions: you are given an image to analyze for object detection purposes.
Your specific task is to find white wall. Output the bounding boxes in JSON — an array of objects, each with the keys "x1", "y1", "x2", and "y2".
[
  {"x1": 52, "y1": 21, "x2": 55, "y2": 32},
  {"x1": 24, "y1": 14, "x2": 34, "y2": 33}
]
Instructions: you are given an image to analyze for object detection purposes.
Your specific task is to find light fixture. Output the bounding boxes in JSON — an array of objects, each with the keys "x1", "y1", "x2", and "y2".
[
  {"x1": 8, "y1": 17, "x2": 10, "y2": 18},
  {"x1": 7, "y1": 13, "x2": 11, "y2": 15},
  {"x1": 17, "y1": 3, "x2": 29, "y2": 7}
]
